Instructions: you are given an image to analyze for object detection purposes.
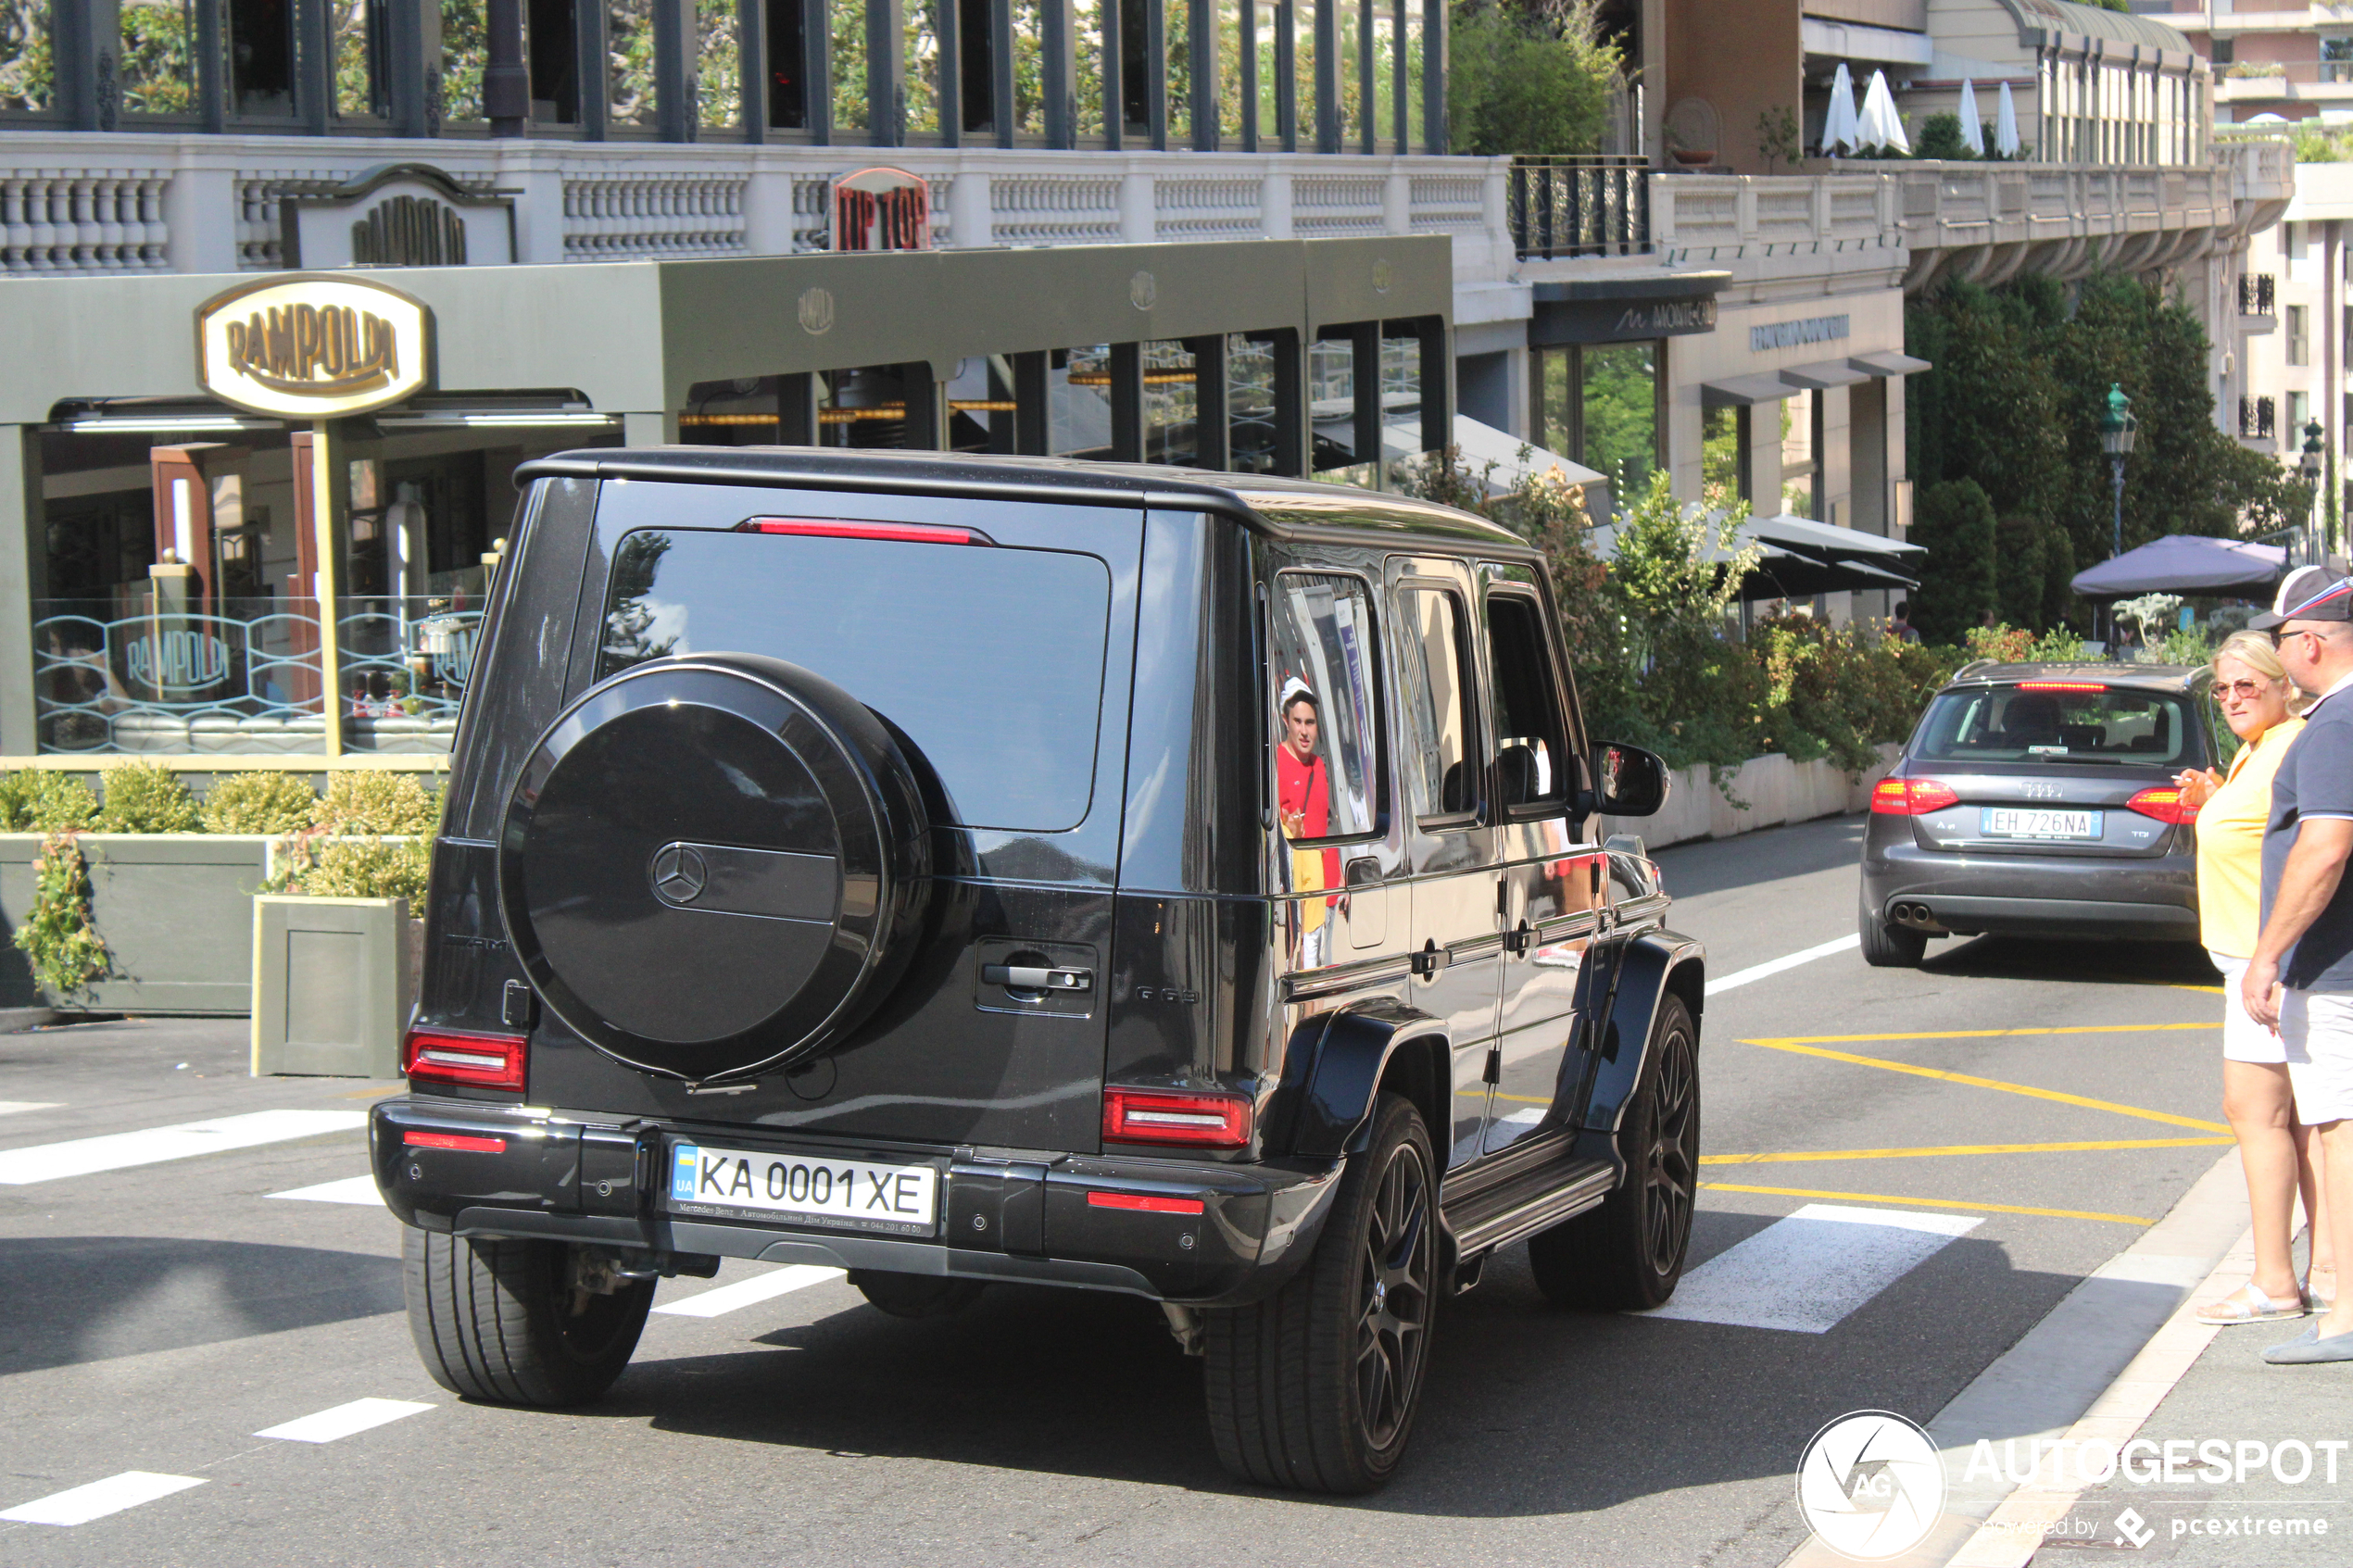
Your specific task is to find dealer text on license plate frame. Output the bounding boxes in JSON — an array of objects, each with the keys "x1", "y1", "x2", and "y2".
[
  {"x1": 666, "y1": 1142, "x2": 938, "y2": 1237},
  {"x1": 1980, "y1": 808, "x2": 2102, "y2": 841}
]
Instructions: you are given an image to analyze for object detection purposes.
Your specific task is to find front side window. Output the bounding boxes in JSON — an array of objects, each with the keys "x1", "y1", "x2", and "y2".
[
  {"x1": 1486, "y1": 594, "x2": 1568, "y2": 810},
  {"x1": 1269, "y1": 571, "x2": 1381, "y2": 850},
  {"x1": 1396, "y1": 585, "x2": 1477, "y2": 821}
]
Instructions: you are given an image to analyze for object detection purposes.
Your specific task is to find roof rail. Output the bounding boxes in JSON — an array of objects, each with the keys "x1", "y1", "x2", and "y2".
[{"x1": 1951, "y1": 659, "x2": 1995, "y2": 681}]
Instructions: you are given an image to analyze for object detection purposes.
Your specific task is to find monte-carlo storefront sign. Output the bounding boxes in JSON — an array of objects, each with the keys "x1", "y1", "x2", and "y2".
[{"x1": 195, "y1": 274, "x2": 434, "y2": 420}]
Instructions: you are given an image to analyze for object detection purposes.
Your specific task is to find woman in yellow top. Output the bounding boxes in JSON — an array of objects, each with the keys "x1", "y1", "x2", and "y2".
[{"x1": 2177, "y1": 631, "x2": 2333, "y2": 1322}]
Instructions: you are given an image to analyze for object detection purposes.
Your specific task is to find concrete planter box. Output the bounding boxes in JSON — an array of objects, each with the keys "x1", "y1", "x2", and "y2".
[
  {"x1": 0, "y1": 834, "x2": 272, "y2": 1013},
  {"x1": 1600, "y1": 742, "x2": 1903, "y2": 853},
  {"x1": 251, "y1": 895, "x2": 417, "y2": 1078}
]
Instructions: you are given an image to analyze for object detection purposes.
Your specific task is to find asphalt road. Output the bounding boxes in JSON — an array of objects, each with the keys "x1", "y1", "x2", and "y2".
[{"x1": 0, "y1": 813, "x2": 2237, "y2": 1567}]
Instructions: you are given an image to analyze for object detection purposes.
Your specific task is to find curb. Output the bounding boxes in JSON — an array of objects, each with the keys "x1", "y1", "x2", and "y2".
[
  {"x1": 1773, "y1": 1149, "x2": 2250, "y2": 1568},
  {"x1": 0, "y1": 1007, "x2": 57, "y2": 1033}
]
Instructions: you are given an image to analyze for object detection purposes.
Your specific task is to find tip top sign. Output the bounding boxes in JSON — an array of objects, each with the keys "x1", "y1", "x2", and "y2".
[{"x1": 195, "y1": 274, "x2": 434, "y2": 419}]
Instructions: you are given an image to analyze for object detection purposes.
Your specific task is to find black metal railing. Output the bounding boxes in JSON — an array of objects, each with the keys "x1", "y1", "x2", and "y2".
[
  {"x1": 1509, "y1": 157, "x2": 1652, "y2": 261},
  {"x1": 2241, "y1": 395, "x2": 2276, "y2": 441},
  {"x1": 2240, "y1": 273, "x2": 2276, "y2": 316}
]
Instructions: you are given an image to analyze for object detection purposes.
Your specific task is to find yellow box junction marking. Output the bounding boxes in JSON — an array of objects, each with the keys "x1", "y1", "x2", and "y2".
[
  {"x1": 1702, "y1": 1136, "x2": 2233, "y2": 1167},
  {"x1": 1700, "y1": 1182, "x2": 2150, "y2": 1226}
]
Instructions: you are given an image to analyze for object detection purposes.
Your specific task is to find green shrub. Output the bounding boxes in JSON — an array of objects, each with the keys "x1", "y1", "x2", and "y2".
[
  {"x1": 95, "y1": 762, "x2": 201, "y2": 834},
  {"x1": 201, "y1": 771, "x2": 321, "y2": 834},
  {"x1": 0, "y1": 772, "x2": 101, "y2": 833},
  {"x1": 12, "y1": 832, "x2": 107, "y2": 999},
  {"x1": 1911, "y1": 479, "x2": 1999, "y2": 643},
  {"x1": 1914, "y1": 113, "x2": 1977, "y2": 161},
  {"x1": 311, "y1": 771, "x2": 444, "y2": 836},
  {"x1": 294, "y1": 836, "x2": 433, "y2": 905},
  {"x1": 1449, "y1": 0, "x2": 1622, "y2": 157}
]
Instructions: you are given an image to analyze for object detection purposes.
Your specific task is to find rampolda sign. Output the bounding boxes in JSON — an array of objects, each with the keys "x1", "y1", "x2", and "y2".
[{"x1": 195, "y1": 274, "x2": 433, "y2": 419}]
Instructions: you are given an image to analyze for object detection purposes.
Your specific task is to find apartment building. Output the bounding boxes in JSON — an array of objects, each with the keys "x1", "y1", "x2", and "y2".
[{"x1": 2158, "y1": 0, "x2": 2353, "y2": 125}]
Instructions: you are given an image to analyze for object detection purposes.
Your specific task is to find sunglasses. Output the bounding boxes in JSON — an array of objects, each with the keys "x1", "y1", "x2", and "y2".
[
  {"x1": 2217, "y1": 677, "x2": 2274, "y2": 700},
  {"x1": 2271, "y1": 623, "x2": 2346, "y2": 647}
]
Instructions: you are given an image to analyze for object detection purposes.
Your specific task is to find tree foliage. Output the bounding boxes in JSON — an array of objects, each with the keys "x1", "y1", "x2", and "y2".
[
  {"x1": 1448, "y1": 0, "x2": 1622, "y2": 157},
  {"x1": 1909, "y1": 480, "x2": 1997, "y2": 644}
]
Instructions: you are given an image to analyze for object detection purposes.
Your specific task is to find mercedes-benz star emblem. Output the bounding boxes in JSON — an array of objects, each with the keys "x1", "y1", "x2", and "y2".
[{"x1": 650, "y1": 843, "x2": 709, "y2": 905}]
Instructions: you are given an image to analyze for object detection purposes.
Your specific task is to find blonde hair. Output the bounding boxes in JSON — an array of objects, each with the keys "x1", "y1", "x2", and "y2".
[{"x1": 2213, "y1": 630, "x2": 2309, "y2": 713}]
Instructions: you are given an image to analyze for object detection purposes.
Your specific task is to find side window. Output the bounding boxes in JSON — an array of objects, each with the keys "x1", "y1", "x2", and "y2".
[
  {"x1": 1269, "y1": 574, "x2": 1383, "y2": 863},
  {"x1": 1397, "y1": 586, "x2": 1479, "y2": 823},
  {"x1": 1487, "y1": 594, "x2": 1570, "y2": 811}
]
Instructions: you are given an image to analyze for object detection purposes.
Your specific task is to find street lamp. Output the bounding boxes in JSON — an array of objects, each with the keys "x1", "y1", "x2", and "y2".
[
  {"x1": 2099, "y1": 383, "x2": 2137, "y2": 560},
  {"x1": 2301, "y1": 416, "x2": 2327, "y2": 566}
]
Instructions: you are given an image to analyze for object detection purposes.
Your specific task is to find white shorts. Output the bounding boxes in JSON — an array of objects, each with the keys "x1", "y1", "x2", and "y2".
[
  {"x1": 2210, "y1": 952, "x2": 2290, "y2": 1065},
  {"x1": 2280, "y1": 986, "x2": 2353, "y2": 1125}
]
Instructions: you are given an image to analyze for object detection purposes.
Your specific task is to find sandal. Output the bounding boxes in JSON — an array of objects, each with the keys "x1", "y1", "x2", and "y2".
[{"x1": 2196, "y1": 1282, "x2": 2310, "y2": 1324}]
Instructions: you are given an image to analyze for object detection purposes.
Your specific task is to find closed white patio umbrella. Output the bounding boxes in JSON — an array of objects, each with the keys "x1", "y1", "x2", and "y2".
[
  {"x1": 1858, "y1": 69, "x2": 1910, "y2": 155},
  {"x1": 1957, "y1": 79, "x2": 1985, "y2": 156},
  {"x1": 1995, "y1": 81, "x2": 2021, "y2": 157},
  {"x1": 1824, "y1": 62, "x2": 1860, "y2": 156}
]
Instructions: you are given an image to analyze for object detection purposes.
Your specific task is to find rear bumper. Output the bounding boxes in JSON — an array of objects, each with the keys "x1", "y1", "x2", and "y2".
[
  {"x1": 1861, "y1": 835, "x2": 2196, "y2": 939},
  {"x1": 370, "y1": 1096, "x2": 1342, "y2": 1306}
]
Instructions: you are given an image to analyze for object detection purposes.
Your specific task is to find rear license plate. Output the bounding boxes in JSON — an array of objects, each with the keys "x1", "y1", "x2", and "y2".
[
  {"x1": 1980, "y1": 808, "x2": 2101, "y2": 841},
  {"x1": 666, "y1": 1142, "x2": 938, "y2": 1236}
]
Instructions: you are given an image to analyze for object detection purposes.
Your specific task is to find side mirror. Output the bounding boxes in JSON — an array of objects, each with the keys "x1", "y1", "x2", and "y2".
[{"x1": 1592, "y1": 741, "x2": 1670, "y2": 818}]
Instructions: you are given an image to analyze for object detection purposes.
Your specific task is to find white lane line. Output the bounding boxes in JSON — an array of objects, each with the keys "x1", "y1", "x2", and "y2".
[
  {"x1": 269, "y1": 1174, "x2": 384, "y2": 1205},
  {"x1": 0, "y1": 1101, "x2": 59, "y2": 1117},
  {"x1": 0, "y1": 1472, "x2": 206, "y2": 1526},
  {"x1": 653, "y1": 1265, "x2": 847, "y2": 1318},
  {"x1": 1639, "y1": 1202, "x2": 1982, "y2": 1334},
  {"x1": 1705, "y1": 933, "x2": 1861, "y2": 997},
  {"x1": 255, "y1": 1398, "x2": 434, "y2": 1444},
  {"x1": 0, "y1": 1110, "x2": 368, "y2": 1185}
]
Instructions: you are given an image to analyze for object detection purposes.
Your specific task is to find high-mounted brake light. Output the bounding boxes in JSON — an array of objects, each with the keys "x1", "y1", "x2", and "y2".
[
  {"x1": 403, "y1": 1130, "x2": 509, "y2": 1154},
  {"x1": 1870, "y1": 778, "x2": 1960, "y2": 816},
  {"x1": 2019, "y1": 681, "x2": 2107, "y2": 693},
  {"x1": 2126, "y1": 785, "x2": 2199, "y2": 825},
  {"x1": 402, "y1": 1028, "x2": 528, "y2": 1092},
  {"x1": 738, "y1": 518, "x2": 977, "y2": 546},
  {"x1": 1101, "y1": 1087, "x2": 1253, "y2": 1150},
  {"x1": 1087, "y1": 1191, "x2": 1207, "y2": 1214}
]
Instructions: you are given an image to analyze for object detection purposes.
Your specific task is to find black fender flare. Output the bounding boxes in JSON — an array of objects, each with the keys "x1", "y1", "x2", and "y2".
[
  {"x1": 1268, "y1": 998, "x2": 1452, "y2": 1159},
  {"x1": 1579, "y1": 927, "x2": 1705, "y2": 1138}
]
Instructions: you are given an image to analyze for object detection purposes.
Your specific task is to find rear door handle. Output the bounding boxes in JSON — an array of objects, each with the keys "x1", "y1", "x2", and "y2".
[
  {"x1": 1410, "y1": 941, "x2": 1451, "y2": 978},
  {"x1": 982, "y1": 964, "x2": 1092, "y2": 993}
]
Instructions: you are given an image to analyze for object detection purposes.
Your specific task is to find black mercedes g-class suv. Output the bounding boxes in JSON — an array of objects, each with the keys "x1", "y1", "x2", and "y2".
[{"x1": 376, "y1": 448, "x2": 1704, "y2": 1494}]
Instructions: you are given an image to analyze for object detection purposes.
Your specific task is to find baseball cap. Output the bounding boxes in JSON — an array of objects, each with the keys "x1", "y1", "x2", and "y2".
[{"x1": 2250, "y1": 566, "x2": 2353, "y2": 631}]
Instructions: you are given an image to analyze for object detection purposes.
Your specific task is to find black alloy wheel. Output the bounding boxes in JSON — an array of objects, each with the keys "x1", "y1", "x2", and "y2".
[
  {"x1": 1529, "y1": 993, "x2": 1702, "y2": 1311},
  {"x1": 1202, "y1": 1093, "x2": 1438, "y2": 1494},
  {"x1": 1859, "y1": 889, "x2": 1929, "y2": 967}
]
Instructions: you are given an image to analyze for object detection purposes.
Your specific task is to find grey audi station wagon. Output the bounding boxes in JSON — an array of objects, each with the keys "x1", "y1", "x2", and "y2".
[{"x1": 373, "y1": 448, "x2": 1705, "y2": 1494}]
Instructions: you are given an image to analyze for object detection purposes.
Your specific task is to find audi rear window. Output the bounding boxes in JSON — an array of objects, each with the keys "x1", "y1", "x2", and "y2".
[
  {"x1": 1912, "y1": 685, "x2": 2196, "y2": 766},
  {"x1": 598, "y1": 528, "x2": 1111, "y2": 832}
]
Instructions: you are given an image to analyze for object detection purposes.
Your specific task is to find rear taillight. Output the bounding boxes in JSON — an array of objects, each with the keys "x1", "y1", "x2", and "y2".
[
  {"x1": 2126, "y1": 785, "x2": 2198, "y2": 824},
  {"x1": 402, "y1": 1028, "x2": 528, "y2": 1092},
  {"x1": 739, "y1": 518, "x2": 977, "y2": 546},
  {"x1": 1101, "y1": 1087, "x2": 1253, "y2": 1149},
  {"x1": 1870, "y1": 778, "x2": 1960, "y2": 815},
  {"x1": 2020, "y1": 681, "x2": 2107, "y2": 693}
]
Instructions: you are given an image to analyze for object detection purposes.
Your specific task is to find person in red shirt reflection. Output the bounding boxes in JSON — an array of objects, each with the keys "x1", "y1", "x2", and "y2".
[{"x1": 1277, "y1": 680, "x2": 1345, "y2": 967}]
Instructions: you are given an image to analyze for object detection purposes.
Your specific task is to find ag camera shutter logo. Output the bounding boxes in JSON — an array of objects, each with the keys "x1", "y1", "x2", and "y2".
[{"x1": 1795, "y1": 1410, "x2": 1946, "y2": 1561}]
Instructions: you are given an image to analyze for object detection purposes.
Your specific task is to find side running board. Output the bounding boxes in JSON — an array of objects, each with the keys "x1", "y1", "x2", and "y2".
[{"x1": 1441, "y1": 1156, "x2": 1617, "y2": 1260}]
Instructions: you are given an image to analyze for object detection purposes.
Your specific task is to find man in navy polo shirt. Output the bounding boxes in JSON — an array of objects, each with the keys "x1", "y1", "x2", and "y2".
[{"x1": 2243, "y1": 569, "x2": 2353, "y2": 1362}]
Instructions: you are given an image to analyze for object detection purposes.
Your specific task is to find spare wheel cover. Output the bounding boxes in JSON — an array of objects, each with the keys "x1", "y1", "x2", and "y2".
[{"x1": 499, "y1": 655, "x2": 930, "y2": 1083}]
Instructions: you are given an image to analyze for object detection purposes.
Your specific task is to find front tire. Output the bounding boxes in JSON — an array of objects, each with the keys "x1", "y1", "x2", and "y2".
[
  {"x1": 1859, "y1": 890, "x2": 1928, "y2": 968},
  {"x1": 403, "y1": 1228, "x2": 652, "y2": 1407},
  {"x1": 1529, "y1": 993, "x2": 1701, "y2": 1311},
  {"x1": 1202, "y1": 1092, "x2": 1436, "y2": 1495}
]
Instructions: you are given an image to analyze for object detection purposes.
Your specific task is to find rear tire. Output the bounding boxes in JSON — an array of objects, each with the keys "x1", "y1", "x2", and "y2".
[
  {"x1": 403, "y1": 1228, "x2": 652, "y2": 1407},
  {"x1": 849, "y1": 1270, "x2": 986, "y2": 1319},
  {"x1": 1529, "y1": 994, "x2": 1700, "y2": 1311},
  {"x1": 1202, "y1": 1092, "x2": 1436, "y2": 1495},
  {"x1": 1859, "y1": 892, "x2": 1929, "y2": 968}
]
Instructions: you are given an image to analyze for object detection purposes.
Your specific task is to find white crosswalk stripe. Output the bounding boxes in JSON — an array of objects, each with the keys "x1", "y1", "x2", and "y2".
[
  {"x1": 653, "y1": 1265, "x2": 847, "y2": 1318},
  {"x1": 1639, "y1": 1203, "x2": 1982, "y2": 1334},
  {"x1": 0, "y1": 1472, "x2": 206, "y2": 1526},
  {"x1": 269, "y1": 1174, "x2": 384, "y2": 1205},
  {"x1": 0, "y1": 1110, "x2": 368, "y2": 1185},
  {"x1": 0, "y1": 1100, "x2": 59, "y2": 1117},
  {"x1": 1705, "y1": 934, "x2": 1861, "y2": 997},
  {"x1": 255, "y1": 1399, "x2": 434, "y2": 1444}
]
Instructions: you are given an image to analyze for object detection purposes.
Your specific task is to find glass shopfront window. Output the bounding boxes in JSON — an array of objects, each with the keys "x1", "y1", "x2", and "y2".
[
  {"x1": 1531, "y1": 341, "x2": 1658, "y2": 522},
  {"x1": 30, "y1": 403, "x2": 620, "y2": 759}
]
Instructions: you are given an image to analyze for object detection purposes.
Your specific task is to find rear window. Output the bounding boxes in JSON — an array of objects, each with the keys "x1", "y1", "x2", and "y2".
[
  {"x1": 1912, "y1": 684, "x2": 2196, "y2": 767},
  {"x1": 598, "y1": 529, "x2": 1111, "y2": 832}
]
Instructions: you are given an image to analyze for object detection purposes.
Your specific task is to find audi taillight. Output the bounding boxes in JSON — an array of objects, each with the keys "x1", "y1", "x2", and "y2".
[
  {"x1": 1870, "y1": 778, "x2": 1960, "y2": 816},
  {"x1": 1101, "y1": 1087, "x2": 1252, "y2": 1149},
  {"x1": 2126, "y1": 785, "x2": 2198, "y2": 824},
  {"x1": 402, "y1": 1028, "x2": 528, "y2": 1092}
]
